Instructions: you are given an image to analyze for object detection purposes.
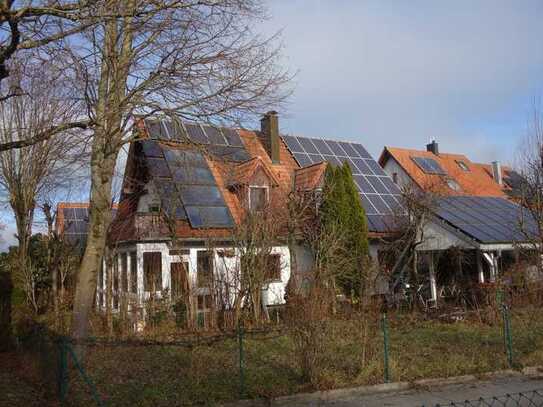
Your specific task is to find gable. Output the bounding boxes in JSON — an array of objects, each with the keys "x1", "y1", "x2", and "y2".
[{"x1": 381, "y1": 147, "x2": 507, "y2": 197}]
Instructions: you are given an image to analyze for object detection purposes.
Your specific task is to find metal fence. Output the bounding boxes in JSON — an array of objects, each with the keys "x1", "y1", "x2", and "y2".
[
  {"x1": 13, "y1": 290, "x2": 541, "y2": 406},
  {"x1": 423, "y1": 389, "x2": 543, "y2": 406}
]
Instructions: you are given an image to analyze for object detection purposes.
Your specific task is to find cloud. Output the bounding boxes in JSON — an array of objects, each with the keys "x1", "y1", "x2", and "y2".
[{"x1": 263, "y1": 0, "x2": 543, "y2": 163}]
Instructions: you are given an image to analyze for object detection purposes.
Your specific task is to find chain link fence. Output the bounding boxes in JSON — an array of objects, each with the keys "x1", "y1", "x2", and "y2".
[
  {"x1": 422, "y1": 389, "x2": 543, "y2": 406},
  {"x1": 14, "y1": 293, "x2": 543, "y2": 406}
]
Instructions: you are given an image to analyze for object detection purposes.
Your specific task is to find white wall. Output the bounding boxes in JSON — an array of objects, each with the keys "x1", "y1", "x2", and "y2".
[
  {"x1": 416, "y1": 220, "x2": 473, "y2": 252},
  {"x1": 382, "y1": 157, "x2": 417, "y2": 191},
  {"x1": 103, "y1": 242, "x2": 292, "y2": 308}
]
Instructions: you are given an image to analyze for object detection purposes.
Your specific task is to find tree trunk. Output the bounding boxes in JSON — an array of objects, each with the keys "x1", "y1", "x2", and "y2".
[{"x1": 71, "y1": 152, "x2": 116, "y2": 345}]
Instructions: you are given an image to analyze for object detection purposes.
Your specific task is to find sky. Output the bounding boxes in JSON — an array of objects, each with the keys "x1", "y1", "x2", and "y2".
[
  {"x1": 1, "y1": 0, "x2": 543, "y2": 250},
  {"x1": 262, "y1": 0, "x2": 543, "y2": 163}
]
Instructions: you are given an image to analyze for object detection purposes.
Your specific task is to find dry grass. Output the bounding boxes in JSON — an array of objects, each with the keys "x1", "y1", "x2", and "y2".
[{"x1": 57, "y1": 306, "x2": 543, "y2": 406}]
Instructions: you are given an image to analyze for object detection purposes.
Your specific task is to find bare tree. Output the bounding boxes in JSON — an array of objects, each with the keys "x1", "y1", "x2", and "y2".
[
  {"x1": 70, "y1": 0, "x2": 291, "y2": 342},
  {"x1": 0, "y1": 58, "x2": 84, "y2": 313},
  {"x1": 515, "y1": 102, "x2": 543, "y2": 273}
]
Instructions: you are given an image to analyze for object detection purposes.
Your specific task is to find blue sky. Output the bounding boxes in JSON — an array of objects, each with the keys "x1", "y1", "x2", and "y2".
[
  {"x1": 1, "y1": 0, "x2": 543, "y2": 249},
  {"x1": 262, "y1": 0, "x2": 543, "y2": 162}
]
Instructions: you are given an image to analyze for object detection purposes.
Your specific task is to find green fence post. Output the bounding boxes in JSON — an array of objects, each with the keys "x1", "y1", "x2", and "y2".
[
  {"x1": 498, "y1": 289, "x2": 513, "y2": 368},
  {"x1": 381, "y1": 312, "x2": 390, "y2": 383},
  {"x1": 238, "y1": 320, "x2": 245, "y2": 398}
]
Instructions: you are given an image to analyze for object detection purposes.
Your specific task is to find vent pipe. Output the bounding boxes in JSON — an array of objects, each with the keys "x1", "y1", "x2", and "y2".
[{"x1": 492, "y1": 161, "x2": 502, "y2": 185}]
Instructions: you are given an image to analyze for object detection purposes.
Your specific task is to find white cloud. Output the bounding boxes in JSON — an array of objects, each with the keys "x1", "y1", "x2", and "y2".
[{"x1": 263, "y1": 0, "x2": 543, "y2": 162}]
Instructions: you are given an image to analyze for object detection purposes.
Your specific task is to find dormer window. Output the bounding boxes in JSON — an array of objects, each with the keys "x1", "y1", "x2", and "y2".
[{"x1": 249, "y1": 186, "x2": 268, "y2": 211}]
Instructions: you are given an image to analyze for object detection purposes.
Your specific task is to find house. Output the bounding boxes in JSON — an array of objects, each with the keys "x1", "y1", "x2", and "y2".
[
  {"x1": 66, "y1": 112, "x2": 401, "y2": 327},
  {"x1": 378, "y1": 141, "x2": 537, "y2": 308},
  {"x1": 56, "y1": 202, "x2": 118, "y2": 251}
]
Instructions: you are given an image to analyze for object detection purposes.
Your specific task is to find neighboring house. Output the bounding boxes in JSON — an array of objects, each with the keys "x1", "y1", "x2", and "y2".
[
  {"x1": 74, "y1": 111, "x2": 400, "y2": 326},
  {"x1": 55, "y1": 202, "x2": 118, "y2": 251},
  {"x1": 378, "y1": 141, "x2": 537, "y2": 307}
]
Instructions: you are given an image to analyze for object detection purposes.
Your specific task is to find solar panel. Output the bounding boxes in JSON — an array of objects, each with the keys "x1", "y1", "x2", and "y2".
[
  {"x1": 141, "y1": 140, "x2": 164, "y2": 158},
  {"x1": 412, "y1": 156, "x2": 447, "y2": 175},
  {"x1": 159, "y1": 143, "x2": 235, "y2": 228},
  {"x1": 184, "y1": 123, "x2": 209, "y2": 144},
  {"x1": 282, "y1": 134, "x2": 403, "y2": 233},
  {"x1": 436, "y1": 196, "x2": 536, "y2": 244},
  {"x1": 202, "y1": 125, "x2": 228, "y2": 145}
]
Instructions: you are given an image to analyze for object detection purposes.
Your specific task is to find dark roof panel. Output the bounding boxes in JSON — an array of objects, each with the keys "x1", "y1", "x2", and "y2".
[{"x1": 436, "y1": 196, "x2": 535, "y2": 244}]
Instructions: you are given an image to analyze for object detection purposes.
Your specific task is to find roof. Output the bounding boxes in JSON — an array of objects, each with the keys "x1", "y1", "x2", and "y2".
[
  {"x1": 281, "y1": 134, "x2": 402, "y2": 233},
  {"x1": 379, "y1": 147, "x2": 508, "y2": 197},
  {"x1": 110, "y1": 119, "x2": 300, "y2": 242},
  {"x1": 435, "y1": 196, "x2": 536, "y2": 245},
  {"x1": 228, "y1": 156, "x2": 280, "y2": 187},
  {"x1": 110, "y1": 117, "x2": 403, "y2": 242},
  {"x1": 294, "y1": 162, "x2": 327, "y2": 191},
  {"x1": 56, "y1": 202, "x2": 118, "y2": 249}
]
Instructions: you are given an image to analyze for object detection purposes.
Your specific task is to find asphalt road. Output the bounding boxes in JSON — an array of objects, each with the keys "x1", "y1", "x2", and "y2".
[{"x1": 277, "y1": 376, "x2": 543, "y2": 407}]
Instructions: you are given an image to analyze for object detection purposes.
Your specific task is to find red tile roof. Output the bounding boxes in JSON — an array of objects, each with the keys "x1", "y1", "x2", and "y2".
[
  {"x1": 379, "y1": 147, "x2": 508, "y2": 197},
  {"x1": 294, "y1": 162, "x2": 327, "y2": 191}
]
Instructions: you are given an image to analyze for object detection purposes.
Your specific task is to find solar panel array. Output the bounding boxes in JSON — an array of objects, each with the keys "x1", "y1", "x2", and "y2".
[
  {"x1": 411, "y1": 156, "x2": 447, "y2": 175},
  {"x1": 144, "y1": 119, "x2": 250, "y2": 162},
  {"x1": 436, "y1": 196, "x2": 536, "y2": 243},
  {"x1": 140, "y1": 140, "x2": 234, "y2": 228},
  {"x1": 62, "y1": 207, "x2": 117, "y2": 249},
  {"x1": 281, "y1": 135, "x2": 403, "y2": 232}
]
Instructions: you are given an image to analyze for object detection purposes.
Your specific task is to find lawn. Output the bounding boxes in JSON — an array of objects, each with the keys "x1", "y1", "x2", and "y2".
[{"x1": 62, "y1": 307, "x2": 543, "y2": 406}]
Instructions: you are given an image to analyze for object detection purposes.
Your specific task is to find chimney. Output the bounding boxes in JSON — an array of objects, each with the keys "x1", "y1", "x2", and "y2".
[
  {"x1": 426, "y1": 140, "x2": 439, "y2": 155},
  {"x1": 492, "y1": 161, "x2": 502, "y2": 185},
  {"x1": 261, "y1": 111, "x2": 280, "y2": 164}
]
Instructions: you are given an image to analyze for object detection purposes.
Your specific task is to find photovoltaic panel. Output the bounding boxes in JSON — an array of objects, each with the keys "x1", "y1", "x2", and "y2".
[
  {"x1": 282, "y1": 135, "x2": 304, "y2": 153},
  {"x1": 141, "y1": 140, "x2": 164, "y2": 158},
  {"x1": 436, "y1": 196, "x2": 536, "y2": 244},
  {"x1": 412, "y1": 156, "x2": 447, "y2": 175},
  {"x1": 184, "y1": 123, "x2": 209, "y2": 144},
  {"x1": 159, "y1": 143, "x2": 234, "y2": 228},
  {"x1": 222, "y1": 128, "x2": 244, "y2": 147},
  {"x1": 298, "y1": 137, "x2": 319, "y2": 154},
  {"x1": 202, "y1": 125, "x2": 228, "y2": 145},
  {"x1": 282, "y1": 134, "x2": 403, "y2": 233}
]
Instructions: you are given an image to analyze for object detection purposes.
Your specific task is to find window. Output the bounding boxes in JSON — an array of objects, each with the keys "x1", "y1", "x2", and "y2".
[
  {"x1": 197, "y1": 294, "x2": 213, "y2": 329},
  {"x1": 121, "y1": 253, "x2": 128, "y2": 292},
  {"x1": 113, "y1": 255, "x2": 119, "y2": 309},
  {"x1": 392, "y1": 172, "x2": 398, "y2": 184},
  {"x1": 446, "y1": 178, "x2": 461, "y2": 191},
  {"x1": 264, "y1": 254, "x2": 282, "y2": 282},
  {"x1": 130, "y1": 252, "x2": 137, "y2": 293},
  {"x1": 143, "y1": 252, "x2": 162, "y2": 291},
  {"x1": 249, "y1": 186, "x2": 268, "y2": 211},
  {"x1": 197, "y1": 251, "x2": 213, "y2": 288},
  {"x1": 456, "y1": 160, "x2": 469, "y2": 171}
]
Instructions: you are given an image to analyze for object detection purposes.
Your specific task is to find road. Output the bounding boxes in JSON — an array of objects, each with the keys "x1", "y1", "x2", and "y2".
[{"x1": 272, "y1": 376, "x2": 543, "y2": 407}]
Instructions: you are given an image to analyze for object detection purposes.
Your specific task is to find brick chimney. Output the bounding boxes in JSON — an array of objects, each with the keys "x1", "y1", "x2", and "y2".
[
  {"x1": 492, "y1": 161, "x2": 502, "y2": 185},
  {"x1": 426, "y1": 140, "x2": 439, "y2": 155},
  {"x1": 260, "y1": 111, "x2": 280, "y2": 164}
]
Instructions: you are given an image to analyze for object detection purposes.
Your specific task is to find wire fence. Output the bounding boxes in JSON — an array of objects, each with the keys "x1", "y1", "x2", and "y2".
[
  {"x1": 15, "y1": 291, "x2": 543, "y2": 406},
  {"x1": 422, "y1": 389, "x2": 543, "y2": 406}
]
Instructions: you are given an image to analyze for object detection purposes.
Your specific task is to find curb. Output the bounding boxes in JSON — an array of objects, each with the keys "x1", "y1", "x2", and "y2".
[{"x1": 223, "y1": 366, "x2": 543, "y2": 406}]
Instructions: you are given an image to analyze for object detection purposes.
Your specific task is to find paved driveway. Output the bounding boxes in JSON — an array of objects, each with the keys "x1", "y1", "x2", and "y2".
[{"x1": 273, "y1": 376, "x2": 543, "y2": 407}]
